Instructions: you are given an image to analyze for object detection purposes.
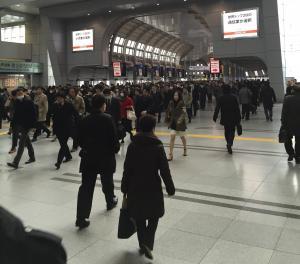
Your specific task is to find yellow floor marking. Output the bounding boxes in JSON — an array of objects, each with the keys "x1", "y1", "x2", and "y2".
[{"x1": 155, "y1": 131, "x2": 277, "y2": 143}]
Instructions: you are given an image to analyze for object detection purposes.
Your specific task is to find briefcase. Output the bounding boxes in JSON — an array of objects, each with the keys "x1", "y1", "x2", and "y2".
[
  {"x1": 117, "y1": 197, "x2": 136, "y2": 239},
  {"x1": 279, "y1": 126, "x2": 287, "y2": 143},
  {"x1": 237, "y1": 124, "x2": 243, "y2": 136}
]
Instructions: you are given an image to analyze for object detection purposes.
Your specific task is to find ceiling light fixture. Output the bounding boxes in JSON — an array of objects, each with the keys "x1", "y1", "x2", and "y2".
[
  {"x1": 87, "y1": 13, "x2": 91, "y2": 16},
  {"x1": 108, "y1": 10, "x2": 112, "y2": 13},
  {"x1": 156, "y1": 3, "x2": 160, "y2": 6}
]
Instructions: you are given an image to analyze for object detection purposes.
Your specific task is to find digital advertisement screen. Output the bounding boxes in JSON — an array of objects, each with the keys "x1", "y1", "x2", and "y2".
[
  {"x1": 72, "y1": 29, "x2": 94, "y2": 52},
  {"x1": 113, "y1": 62, "x2": 122, "y2": 77},
  {"x1": 223, "y1": 9, "x2": 259, "y2": 39},
  {"x1": 210, "y1": 58, "x2": 220, "y2": 74}
]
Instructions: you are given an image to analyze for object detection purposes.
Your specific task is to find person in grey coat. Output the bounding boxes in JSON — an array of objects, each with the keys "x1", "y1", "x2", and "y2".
[{"x1": 239, "y1": 85, "x2": 252, "y2": 120}]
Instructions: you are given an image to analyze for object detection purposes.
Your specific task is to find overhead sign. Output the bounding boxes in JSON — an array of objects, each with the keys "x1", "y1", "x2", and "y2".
[
  {"x1": 113, "y1": 62, "x2": 122, "y2": 77},
  {"x1": 0, "y1": 60, "x2": 43, "y2": 74},
  {"x1": 189, "y1": 65, "x2": 210, "y2": 71},
  {"x1": 210, "y1": 58, "x2": 220, "y2": 74},
  {"x1": 72, "y1": 29, "x2": 94, "y2": 52},
  {"x1": 223, "y1": 9, "x2": 259, "y2": 39}
]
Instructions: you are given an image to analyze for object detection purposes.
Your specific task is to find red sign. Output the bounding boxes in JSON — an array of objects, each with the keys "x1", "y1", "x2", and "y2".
[
  {"x1": 210, "y1": 58, "x2": 220, "y2": 74},
  {"x1": 113, "y1": 62, "x2": 121, "y2": 77}
]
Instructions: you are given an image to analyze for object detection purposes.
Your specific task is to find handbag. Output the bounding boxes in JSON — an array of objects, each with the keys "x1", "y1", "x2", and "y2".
[
  {"x1": 237, "y1": 124, "x2": 243, "y2": 136},
  {"x1": 117, "y1": 197, "x2": 136, "y2": 239},
  {"x1": 279, "y1": 126, "x2": 287, "y2": 143},
  {"x1": 127, "y1": 108, "x2": 137, "y2": 121}
]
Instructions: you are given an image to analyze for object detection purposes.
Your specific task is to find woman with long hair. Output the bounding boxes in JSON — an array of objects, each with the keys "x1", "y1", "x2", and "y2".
[{"x1": 166, "y1": 90, "x2": 187, "y2": 161}]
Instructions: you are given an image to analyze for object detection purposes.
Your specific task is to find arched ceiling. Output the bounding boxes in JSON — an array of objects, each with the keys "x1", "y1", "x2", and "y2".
[{"x1": 114, "y1": 18, "x2": 193, "y2": 58}]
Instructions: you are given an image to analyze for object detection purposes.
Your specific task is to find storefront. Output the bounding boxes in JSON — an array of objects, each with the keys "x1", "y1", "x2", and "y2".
[{"x1": 0, "y1": 60, "x2": 43, "y2": 91}]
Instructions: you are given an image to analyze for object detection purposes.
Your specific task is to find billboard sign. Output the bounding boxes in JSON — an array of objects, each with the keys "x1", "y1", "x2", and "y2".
[
  {"x1": 113, "y1": 62, "x2": 122, "y2": 77},
  {"x1": 210, "y1": 58, "x2": 220, "y2": 74},
  {"x1": 72, "y1": 29, "x2": 94, "y2": 52},
  {"x1": 223, "y1": 9, "x2": 259, "y2": 39}
]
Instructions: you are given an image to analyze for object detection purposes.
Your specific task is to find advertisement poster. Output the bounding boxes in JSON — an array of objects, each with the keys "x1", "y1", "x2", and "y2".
[
  {"x1": 113, "y1": 62, "x2": 122, "y2": 77},
  {"x1": 72, "y1": 29, "x2": 94, "y2": 52},
  {"x1": 210, "y1": 58, "x2": 220, "y2": 74},
  {"x1": 223, "y1": 9, "x2": 258, "y2": 39}
]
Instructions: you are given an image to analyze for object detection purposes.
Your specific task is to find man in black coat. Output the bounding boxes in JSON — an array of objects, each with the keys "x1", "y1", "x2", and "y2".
[
  {"x1": 0, "y1": 89, "x2": 5, "y2": 129},
  {"x1": 76, "y1": 95, "x2": 120, "y2": 229},
  {"x1": 103, "y1": 88, "x2": 121, "y2": 126},
  {"x1": 135, "y1": 88, "x2": 154, "y2": 131},
  {"x1": 121, "y1": 115, "x2": 175, "y2": 260},
  {"x1": 213, "y1": 84, "x2": 241, "y2": 154},
  {"x1": 260, "y1": 83, "x2": 277, "y2": 121},
  {"x1": 281, "y1": 84, "x2": 300, "y2": 163},
  {"x1": 7, "y1": 88, "x2": 36, "y2": 169},
  {"x1": 52, "y1": 92, "x2": 78, "y2": 170}
]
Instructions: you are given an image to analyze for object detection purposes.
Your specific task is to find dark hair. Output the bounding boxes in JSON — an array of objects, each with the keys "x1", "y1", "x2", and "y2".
[
  {"x1": 222, "y1": 84, "x2": 231, "y2": 94},
  {"x1": 173, "y1": 89, "x2": 183, "y2": 102},
  {"x1": 139, "y1": 114, "x2": 157, "y2": 133},
  {"x1": 92, "y1": 95, "x2": 106, "y2": 110},
  {"x1": 103, "y1": 88, "x2": 111, "y2": 95},
  {"x1": 56, "y1": 91, "x2": 66, "y2": 99}
]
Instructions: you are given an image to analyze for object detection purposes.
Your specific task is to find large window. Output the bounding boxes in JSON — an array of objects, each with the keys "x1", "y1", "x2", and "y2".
[
  {"x1": 277, "y1": 0, "x2": 300, "y2": 81},
  {"x1": 1, "y1": 24, "x2": 25, "y2": 43}
]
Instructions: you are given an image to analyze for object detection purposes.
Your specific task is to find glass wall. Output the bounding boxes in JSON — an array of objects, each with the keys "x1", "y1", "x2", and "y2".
[{"x1": 277, "y1": 0, "x2": 300, "y2": 82}]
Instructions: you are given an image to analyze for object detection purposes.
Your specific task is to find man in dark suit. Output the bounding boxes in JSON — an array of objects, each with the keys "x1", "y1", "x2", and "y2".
[
  {"x1": 281, "y1": 83, "x2": 300, "y2": 163},
  {"x1": 260, "y1": 83, "x2": 277, "y2": 121},
  {"x1": 103, "y1": 88, "x2": 121, "y2": 126},
  {"x1": 76, "y1": 95, "x2": 120, "y2": 229},
  {"x1": 213, "y1": 84, "x2": 241, "y2": 154},
  {"x1": 7, "y1": 88, "x2": 36, "y2": 169}
]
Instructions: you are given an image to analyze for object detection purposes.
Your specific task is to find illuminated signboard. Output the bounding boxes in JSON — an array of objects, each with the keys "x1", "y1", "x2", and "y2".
[
  {"x1": 113, "y1": 62, "x2": 122, "y2": 77},
  {"x1": 223, "y1": 9, "x2": 259, "y2": 39},
  {"x1": 72, "y1": 29, "x2": 94, "y2": 52},
  {"x1": 210, "y1": 58, "x2": 220, "y2": 74}
]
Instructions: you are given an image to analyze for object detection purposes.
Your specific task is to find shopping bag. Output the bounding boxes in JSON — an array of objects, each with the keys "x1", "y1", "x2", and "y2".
[
  {"x1": 237, "y1": 124, "x2": 243, "y2": 136},
  {"x1": 127, "y1": 109, "x2": 137, "y2": 121},
  {"x1": 117, "y1": 197, "x2": 136, "y2": 239}
]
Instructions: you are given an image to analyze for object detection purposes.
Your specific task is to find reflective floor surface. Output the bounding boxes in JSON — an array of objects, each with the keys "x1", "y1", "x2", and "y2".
[{"x1": 1, "y1": 104, "x2": 300, "y2": 264}]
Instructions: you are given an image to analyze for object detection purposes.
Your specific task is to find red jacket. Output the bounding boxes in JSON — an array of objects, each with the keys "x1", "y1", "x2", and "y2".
[{"x1": 120, "y1": 96, "x2": 134, "y2": 119}]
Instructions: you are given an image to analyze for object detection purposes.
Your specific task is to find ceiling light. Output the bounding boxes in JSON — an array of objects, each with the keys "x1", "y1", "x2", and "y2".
[
  {"x1": 16, "y1": 4, "x2": 21, "y2": 7},
  {"x1": 87, "y1": 13, "x2": 91, "y2": 16},
  {"x1": 108, "y1": 10, "x2": 112, "y2": 13},
  {"x1": 156, "y1": 3, "x2": 160, "y2": 6}
]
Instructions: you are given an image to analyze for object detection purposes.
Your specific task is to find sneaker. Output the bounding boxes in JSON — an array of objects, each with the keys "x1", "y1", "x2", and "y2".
[
  {"x1": 288, "y1": 155, "x2": 294, "y2": 162},
  {"x1": 107, "y1": 196, "x2": 118, "y2": 211},
  {"x1": 75, "y1": 219, "x2": 90, "y2": 230}
]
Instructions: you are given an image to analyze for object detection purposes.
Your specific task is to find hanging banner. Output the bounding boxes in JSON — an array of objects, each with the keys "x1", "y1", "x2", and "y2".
[
  {"x1": 210, "y1": 58, "x2": 220, "y2": 74},
  {"x1": 113, "y1": 62, "x2": 122, "y2": 77},
  {"x1": 223, "y1": 9, "x2": 259, "y2": 39}
]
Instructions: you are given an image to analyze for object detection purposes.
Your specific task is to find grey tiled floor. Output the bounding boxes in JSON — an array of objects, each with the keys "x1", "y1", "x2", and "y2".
[{"x1": 1, "y1": 104, "x2": 300, "y2": 263}]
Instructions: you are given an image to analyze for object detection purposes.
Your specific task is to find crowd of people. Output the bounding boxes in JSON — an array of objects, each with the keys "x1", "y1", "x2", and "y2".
[{"x1": 1, "y1": 78, "x2": 300, "y2": 260}]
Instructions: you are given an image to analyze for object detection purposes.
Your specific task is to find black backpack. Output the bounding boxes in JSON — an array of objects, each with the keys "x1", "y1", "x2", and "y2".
[{"x1": 0, "y1": 207, "x2": 67, "y2": 264}]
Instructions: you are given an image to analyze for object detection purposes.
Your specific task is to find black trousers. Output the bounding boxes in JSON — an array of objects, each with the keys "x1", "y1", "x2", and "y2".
[
  {"x1": 224, "y1": 125, "x2": 236, "y2": 147},
  {"x1": 13, "y1": 126, "x2": 35, "y2": 165},
  {"x1": 285, "y1": 134, "x2": 300, "y2": 158},
  {"x1": 136, "y1": 218, "x2": 159, "y2": 251},
  {"x1": 76, "y1": 170, "x2": 115, "y2": 220},
  {"x1": 71, "y1": 126, "x2": 79, "y2": 149},
  {"x1": 56, "y1": 135, "x2": 72, "y2": 164},
  {"x1": 200, "y1": 95, "x2": 206, "y2": 110},
  {"x1": 263, "y1": 105, "x2": 273, "y2": 120},
  {"x1": 186, "y1": 107, "x2": 192, "y2": 122},
  {"x1": 192, "y1": 102, "x2": 198, "y2": 116},
  {"x1": 33, "y1": 121, "x2": 51, "y2": 139},
  {"x1": 242, "y1": 104, "x2": 250, "y2": 120},
  {"x1": 11, "y1": 124, "x2": 19, "y2": 150}
]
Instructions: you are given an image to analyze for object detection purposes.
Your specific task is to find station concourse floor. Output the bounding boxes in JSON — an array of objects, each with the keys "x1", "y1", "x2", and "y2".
[{"x1": 1, "y1": 104, "x2": 300, "y2": 264}]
